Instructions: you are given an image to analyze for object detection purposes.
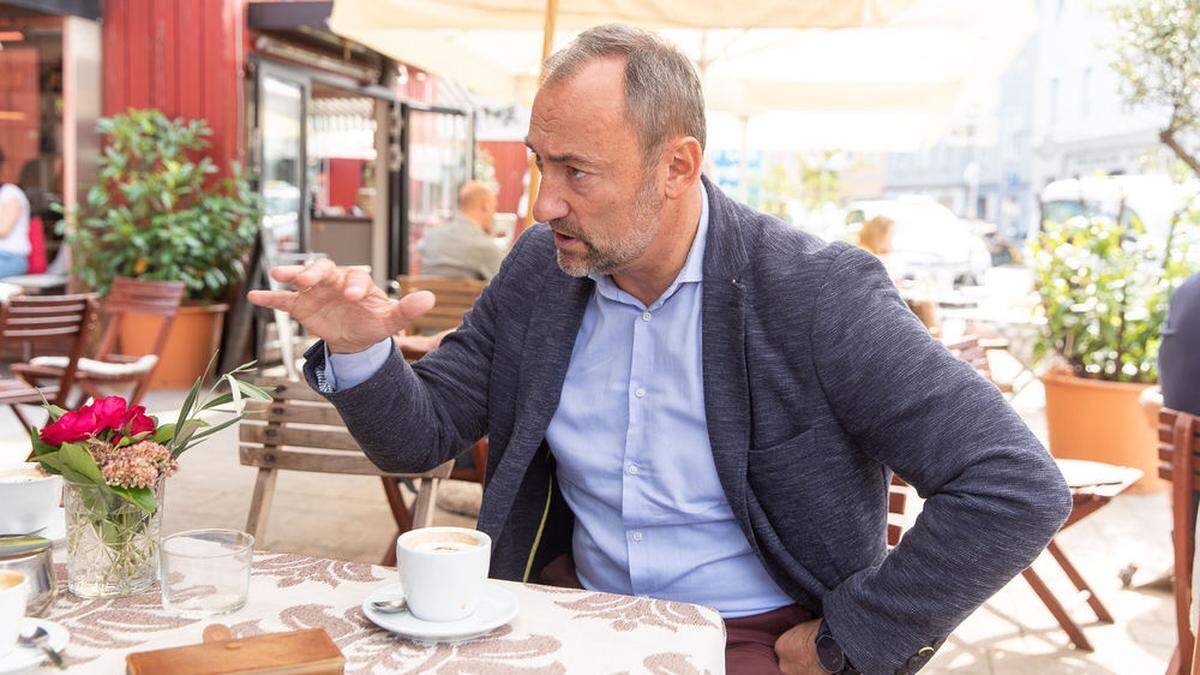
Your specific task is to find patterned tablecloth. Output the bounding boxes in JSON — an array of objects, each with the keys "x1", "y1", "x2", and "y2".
[{"x1": 30, "y1": 552, "x2": 726, "y2": 674}]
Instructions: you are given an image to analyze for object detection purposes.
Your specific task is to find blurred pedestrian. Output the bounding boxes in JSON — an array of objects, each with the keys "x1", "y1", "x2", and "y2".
[{"x1": 0, "y1": 149, "x2": 31, "y2": 278}]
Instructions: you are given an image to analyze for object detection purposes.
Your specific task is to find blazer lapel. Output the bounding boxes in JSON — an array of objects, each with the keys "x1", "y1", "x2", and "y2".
[
  {"x1": 478, "y1": 266, "x2": 591, "y2": 534},
  {"x1": 700, "y1": 176, "x2": 754, "y2": 532}
]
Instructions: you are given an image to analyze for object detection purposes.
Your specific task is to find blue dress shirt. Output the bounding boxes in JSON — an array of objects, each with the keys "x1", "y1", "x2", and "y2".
[{"x1": 326, "y1": 184, "x2": 792, "y2": 618}]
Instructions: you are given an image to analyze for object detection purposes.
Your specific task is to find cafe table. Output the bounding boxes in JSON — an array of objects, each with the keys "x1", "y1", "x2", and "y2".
[{"x1": 28, "y1": 552, "x2": 727, "y2": 673}]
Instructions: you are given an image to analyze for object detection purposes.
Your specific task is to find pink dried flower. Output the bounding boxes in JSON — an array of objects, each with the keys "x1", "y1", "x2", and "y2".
[{"x1": 93, "y1": 440, "x2": 177, "y2": 489}]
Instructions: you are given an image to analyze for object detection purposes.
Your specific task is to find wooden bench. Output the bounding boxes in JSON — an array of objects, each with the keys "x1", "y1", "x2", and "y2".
[{"x1": 239, "y1": 376, "x2": 453, "y2": 566}]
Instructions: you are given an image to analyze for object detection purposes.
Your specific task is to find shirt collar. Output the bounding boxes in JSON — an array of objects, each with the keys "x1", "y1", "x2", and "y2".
[{"x1": 590, "y1": 181, "x2": 709, "y2": 306}]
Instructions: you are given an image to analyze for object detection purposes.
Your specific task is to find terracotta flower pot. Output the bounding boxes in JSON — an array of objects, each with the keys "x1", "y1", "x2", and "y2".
[
  {"x1": 1041, "y1": 371, "x2": 1166, "y2": 492},
  {"x1": 119, "y1": 303, "x2": 229, "y2": 389}
]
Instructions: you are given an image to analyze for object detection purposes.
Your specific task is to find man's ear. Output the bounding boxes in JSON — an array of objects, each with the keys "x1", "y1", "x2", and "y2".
[{"x1": 663, "y1": 136, "x2": 703, "y2": 200}]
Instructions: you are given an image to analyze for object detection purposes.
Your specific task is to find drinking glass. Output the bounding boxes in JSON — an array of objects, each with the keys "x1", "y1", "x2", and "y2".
[{"x1": 160, "y1": 529, "x2": 254, "y2": 617}]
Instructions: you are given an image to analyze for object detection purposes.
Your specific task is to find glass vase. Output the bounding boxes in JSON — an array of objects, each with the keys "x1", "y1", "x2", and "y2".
[{"x1": 64, "y1": 479, "x2": 164, "y2": 598}]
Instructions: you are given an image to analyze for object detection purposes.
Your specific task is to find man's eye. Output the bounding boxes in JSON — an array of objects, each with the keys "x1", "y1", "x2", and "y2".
[{"x1": 569, "y1": 167, "x2": 587, "y2": 179}]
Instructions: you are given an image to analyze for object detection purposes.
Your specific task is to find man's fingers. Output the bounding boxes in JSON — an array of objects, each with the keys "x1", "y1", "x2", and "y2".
[
  {"x1": 293, "y1": 258, "x2": 337, "y2": 290},
  {"x1": 269, "y1": 265, "x2": 307, "y2": 284},
  {"x1": 247, "y1": 289, "x2": 295, "y2": 312},
  {"x1": 388, "y1": 291, "x2": 437, "y2": 331},
  {"x1": 343, "y1": 268, "x2": 374, "y2": 302}
]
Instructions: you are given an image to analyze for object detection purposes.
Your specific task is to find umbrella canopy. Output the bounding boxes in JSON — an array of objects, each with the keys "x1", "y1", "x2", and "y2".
[{"x1": 329, "y1": 0, "x2": 1033, "y2": 128}]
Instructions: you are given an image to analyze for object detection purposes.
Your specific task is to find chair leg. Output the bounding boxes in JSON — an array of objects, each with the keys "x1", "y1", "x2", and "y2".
[
  {"x1": 409, "y1": 477, "x2": 440, "y2": 529},
  {"x1": 1046, "y1": 540, "x2": 1114, "y2": 624},
  {"x1": 245, "y1": 468, "x2": 278, "y2": 544},
  {"x1": 381, "y1": 477, "x2": 414, "y2": 567},
  {"x1": 8, "y1": 404, "x2": 31, "y2": 432},
  {"x1": 128, "y1": 375, "x2": 152, "y2": 407},
  {"x1": 1166, "y1": 646, "x2": 1182, "y2": 675},
  {"x1": 1022, "y1": 567, "x2": 1094, "y2": 651}
]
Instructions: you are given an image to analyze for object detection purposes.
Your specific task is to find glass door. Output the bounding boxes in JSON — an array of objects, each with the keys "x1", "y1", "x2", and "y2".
[
  {"x1": 256, "y1": 65, "x2": 308, "y2": 253},
  {"x1": 395, "y1": 104, "x2": 472, "y2": 275}
]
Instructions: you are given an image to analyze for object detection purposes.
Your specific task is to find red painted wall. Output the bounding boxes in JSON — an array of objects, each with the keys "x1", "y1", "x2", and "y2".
[
  {"x1": 102, "y1": 0, "x2": 247, "y2": 173},
  {"x1": 478, "y1": 140, "x2": 527, "y2": 215}
]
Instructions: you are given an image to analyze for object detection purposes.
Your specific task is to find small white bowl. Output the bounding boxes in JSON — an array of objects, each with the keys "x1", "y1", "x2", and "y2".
[{"x1": 0, "y1": 463, "x2": 62, "y2": 536}]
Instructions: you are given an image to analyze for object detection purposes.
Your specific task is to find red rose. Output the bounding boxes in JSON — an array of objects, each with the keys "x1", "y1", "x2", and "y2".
[
  {"x1": 91, "y1": 396, "x2": 130, "y2": 432},
  {"x1": 123, "y1": 405, "x2": 156, "y2": 438},
  {"x1": 39, "y1": 406, "x2": 99, "y2": 446}
]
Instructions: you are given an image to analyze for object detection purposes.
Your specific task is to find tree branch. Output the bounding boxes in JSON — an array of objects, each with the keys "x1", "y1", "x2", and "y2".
[{"x1": 1160, "y1": 125, "x2": 1200, "y2": 176}]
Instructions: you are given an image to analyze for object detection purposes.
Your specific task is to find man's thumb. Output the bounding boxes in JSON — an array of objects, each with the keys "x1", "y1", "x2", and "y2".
[{"x1": 389, "y1": 290, "x2": 437, "y2": 329}]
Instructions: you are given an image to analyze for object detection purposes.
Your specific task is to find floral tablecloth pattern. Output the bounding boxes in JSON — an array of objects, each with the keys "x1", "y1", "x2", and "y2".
[{"x1": 32, "y1": 553, "x2": 726, "y2": 674}]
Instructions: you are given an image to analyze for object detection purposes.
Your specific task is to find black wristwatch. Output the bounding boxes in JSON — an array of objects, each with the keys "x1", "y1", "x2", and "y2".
[{"x1": 815, "y1": 620, "x2": 857, "y2": 674}]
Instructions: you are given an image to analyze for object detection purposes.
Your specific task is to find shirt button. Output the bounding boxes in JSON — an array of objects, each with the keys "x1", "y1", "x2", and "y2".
[
  {"x1": 634, "y1": 387, "x2": 646, "y2": 398},
  {"x1": 632, "y1": 531, "x2": 643, "y2": 542},
  {"x1": 642, "y1": 311, "x2": 652, "y2": 321},
  {"x1": 627, "y1": 465, "x2": 639, "y2": 475}
]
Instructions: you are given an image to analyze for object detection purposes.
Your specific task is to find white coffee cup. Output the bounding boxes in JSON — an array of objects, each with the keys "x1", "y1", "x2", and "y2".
[
  {"x1": 0, "y1": 570, "x2": 28, "y2": 658},
  {"x1": 396, "y1": 527, "x2": 491, "y2": 622},
  {"x1": 0, "y1": 463, "x2": 61, "y2": 536}
]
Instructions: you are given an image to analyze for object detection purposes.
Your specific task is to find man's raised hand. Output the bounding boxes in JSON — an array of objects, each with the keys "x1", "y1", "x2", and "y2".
[{"x1": 247, "y1": 258, "x2": 435, "y2": 354}]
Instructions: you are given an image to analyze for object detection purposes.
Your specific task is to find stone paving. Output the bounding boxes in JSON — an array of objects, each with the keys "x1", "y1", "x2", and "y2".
[{"x1": 0, "y1": 381, "x2": 1172, "y2": 673}]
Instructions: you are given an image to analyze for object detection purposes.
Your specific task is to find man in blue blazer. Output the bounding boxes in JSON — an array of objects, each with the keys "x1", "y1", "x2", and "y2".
[{"x1": 251, "y1": 24, "x2": 1070, "y2": 675}]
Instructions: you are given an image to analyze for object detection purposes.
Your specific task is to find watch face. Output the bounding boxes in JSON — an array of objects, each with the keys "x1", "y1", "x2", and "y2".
[{"x1": 816, "y1": 633, "x2": 846, "y2": 673}]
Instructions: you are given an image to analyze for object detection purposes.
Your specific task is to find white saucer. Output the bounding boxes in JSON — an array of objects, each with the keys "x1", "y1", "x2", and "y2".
[
  {"x1": 362, "y1": 582, "x2": 518, "y2": 642},
  {"x1": 0, "y1": 508, "x2": 65, "y2": 547},
  {"x1": 0, "y1": 618, "x2": 69, "y2": 674}
]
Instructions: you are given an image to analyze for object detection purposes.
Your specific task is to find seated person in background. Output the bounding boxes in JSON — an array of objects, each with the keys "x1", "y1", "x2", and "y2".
[
  {"x1": 1161, "y1": 273, "x2": 1200, "y2": 415},
  {"x1": 419, "y1": 181, "x2": 504, "y2": 281},
  {"x1": 856, "y1": 215, "x2": 894, "y2": 258},
  {"x1": 0, "y1": 150, "x2": 31, "y2": 278}
]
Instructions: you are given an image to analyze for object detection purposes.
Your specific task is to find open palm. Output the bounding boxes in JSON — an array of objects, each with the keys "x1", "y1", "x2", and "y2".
[{"x1": 247, "y1": 259, "x2": 435, "y2": 354}]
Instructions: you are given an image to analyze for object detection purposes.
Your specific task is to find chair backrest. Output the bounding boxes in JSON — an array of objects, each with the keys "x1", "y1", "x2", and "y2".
[
  {"x1": 238, "y1": 375, "x2": 453, "y2": 480},
  {"x1": 1158, "y1": 408, "x2": 1200, "y2": 669},
  {"x1": 942, "y1": 335, "x2": 991, "y2": 380},
  {"x1": 0, "y1": 293, "x2": 97, "y2": 403},
  {"x1": 93, "y1": 278, "x2": 185, "y2": 361},
  {"x1": 887, "y1": 475, "x2": 909, "y2": 548},
  {"x1": 395, "y1": 276, "x2": 487, "y2": 335}
]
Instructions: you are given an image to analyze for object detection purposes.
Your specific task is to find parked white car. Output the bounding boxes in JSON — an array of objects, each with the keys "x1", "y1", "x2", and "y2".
[
  {"x1": 843, "y1": 197, "x2": 992, "y2": 286},
  {"x1": 1039, "y1": 174, "x2": 1200, "y2": 240}
]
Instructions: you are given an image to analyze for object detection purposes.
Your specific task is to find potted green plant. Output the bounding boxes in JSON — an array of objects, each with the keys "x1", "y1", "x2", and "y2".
[
  {"x1": 64, "y1": 109, "x2": 262, "y2": 387},
  {"x1": 1031, "y1": 204, "x2": 1193, "y2": 489}
]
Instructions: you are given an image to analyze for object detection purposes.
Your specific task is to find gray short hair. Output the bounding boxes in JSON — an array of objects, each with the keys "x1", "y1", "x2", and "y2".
[{"x1": 542, "y1": 24, "x2": 706, "y2": 163}]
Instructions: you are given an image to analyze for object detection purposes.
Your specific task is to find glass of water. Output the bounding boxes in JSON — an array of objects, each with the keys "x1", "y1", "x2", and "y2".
[{"x1": 160, "y1": 529, "x2": 254, "y2": 617}]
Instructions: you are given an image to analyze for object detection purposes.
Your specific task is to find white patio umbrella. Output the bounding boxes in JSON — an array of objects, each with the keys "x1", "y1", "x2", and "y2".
[{"x1": 328, "y1": 0, "x2": 1034, "y2": 215}]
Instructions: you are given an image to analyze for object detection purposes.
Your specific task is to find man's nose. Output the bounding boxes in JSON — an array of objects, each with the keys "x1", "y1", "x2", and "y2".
[{"x1": 532, "y1": 175, "x2": 569, "y2": 224}]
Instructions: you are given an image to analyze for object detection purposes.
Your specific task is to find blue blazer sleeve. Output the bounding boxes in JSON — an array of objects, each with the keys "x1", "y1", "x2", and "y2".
[{"x1": 813, "y1": 247, "x2": 1072, "y2": 674}]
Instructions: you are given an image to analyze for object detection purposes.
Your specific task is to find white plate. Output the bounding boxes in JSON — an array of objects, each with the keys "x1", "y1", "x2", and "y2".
[
  {"x1": 362, "y1": 582, "x2": 518, "y2": 642},
  {"x1": 0, "y1": 618, "x2": 69, "y2": 674}
]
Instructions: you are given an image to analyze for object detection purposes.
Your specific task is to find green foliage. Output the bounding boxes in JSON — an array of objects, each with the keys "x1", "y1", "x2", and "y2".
[
  {"x1": 1109, "y1": 0, "x2": 1200, "y2": 174},
  {"x1": 63, "y1": 109, "x2": 262, "y2": 301},
  {"x1": 1031, "y1": 204, "x2": 1195, "y2": 383}
]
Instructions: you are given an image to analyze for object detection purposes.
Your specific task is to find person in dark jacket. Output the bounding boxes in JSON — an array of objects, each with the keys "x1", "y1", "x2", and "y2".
[
  {"x1": 1161, "y1": 273, "x2": 1200, "y2": 415},
  {"x1": 250, "y1": 24, "x2": 1071, "y2": 675}
]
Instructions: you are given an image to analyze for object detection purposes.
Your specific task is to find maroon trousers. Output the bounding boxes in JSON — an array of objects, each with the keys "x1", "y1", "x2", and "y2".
[{"x1": 540, "y1": 555, "x2": 816, "y2": 674}]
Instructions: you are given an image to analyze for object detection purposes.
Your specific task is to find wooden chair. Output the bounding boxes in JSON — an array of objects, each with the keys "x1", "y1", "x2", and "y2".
[
  {"x1": 238, "y1": 376, "x2": 454, "y2": 566},
  {"x1": 394, "y1": 276, "x2": 487, "y2": 336},
  {"x1": 1157, "y1": 408, "x2": 1200, "y2": 675},
  {"x1": 394, "y1": 275, "x2": 490, "y2": 484},
  {"x1": 12, "y1": 278, "x2": 184, "y2": 407},
  {"x1": 924, "y1": 335, "x2": 1127, "y2": 651},
  {"x1": 0, "y1": 294, "x2": 97, "y2": 428}
]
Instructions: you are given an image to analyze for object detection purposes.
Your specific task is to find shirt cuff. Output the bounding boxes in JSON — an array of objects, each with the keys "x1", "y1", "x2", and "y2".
[{"x1": 323, "y1": 338, "x2": 393, "y2": 391}]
